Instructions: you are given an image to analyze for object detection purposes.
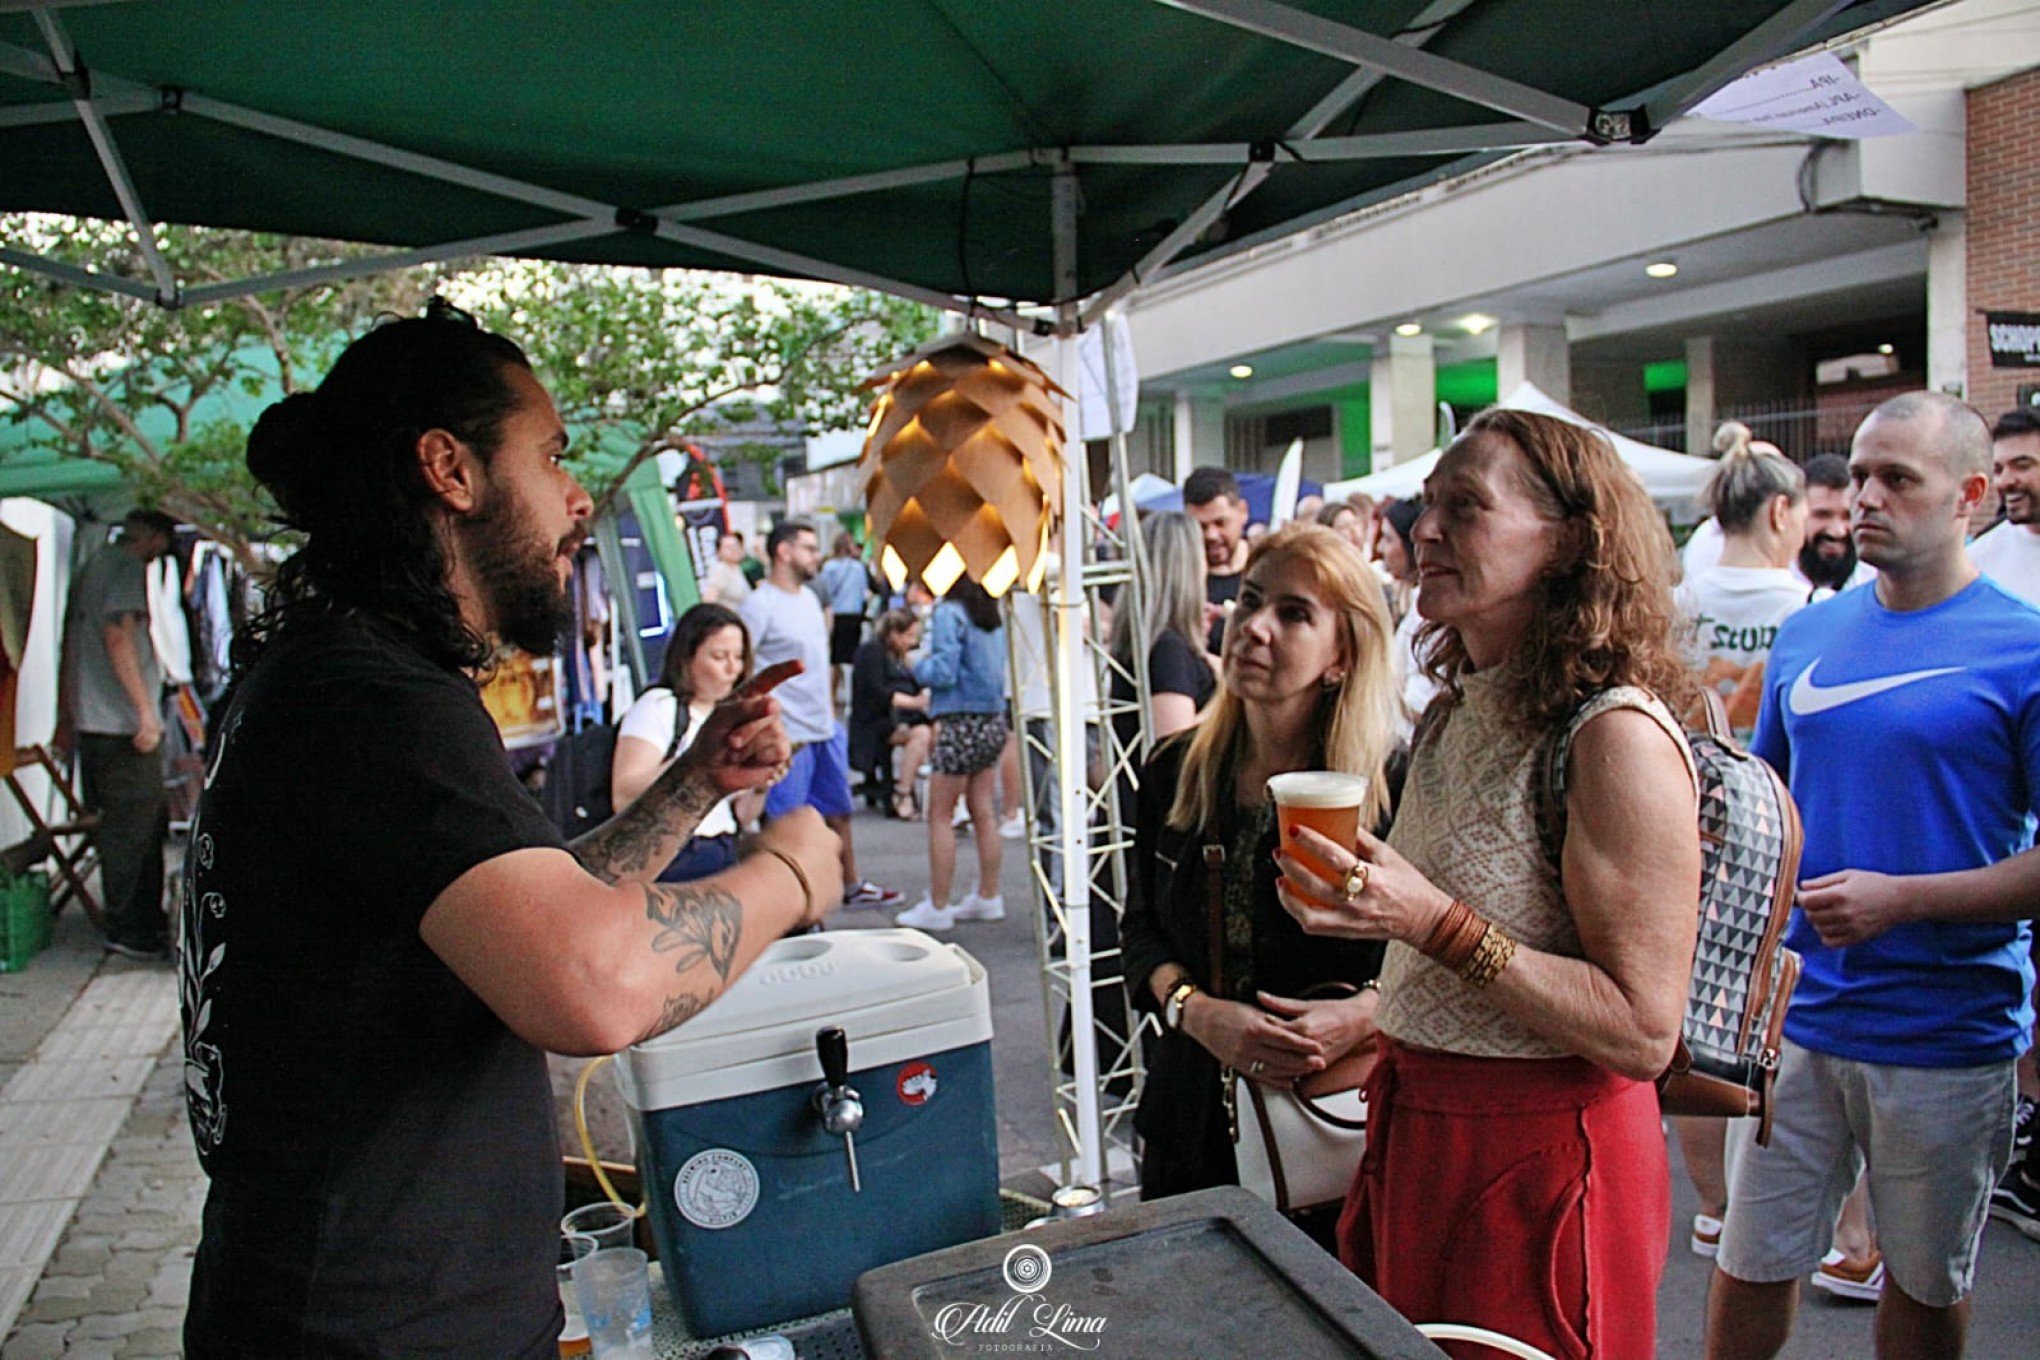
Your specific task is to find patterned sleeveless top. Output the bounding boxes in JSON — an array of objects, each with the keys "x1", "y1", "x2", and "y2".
[{"x1": 1376, "y1": 675, "x2": 1695, "y2": 1058}]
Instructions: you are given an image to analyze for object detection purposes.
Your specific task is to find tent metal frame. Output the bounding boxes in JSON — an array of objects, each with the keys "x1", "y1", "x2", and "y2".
[
  {"x1": 0, "y1": 0, "x2": 1872, "y2": 1197},
  {"x1": 0, "y1": 0, "x2": 1813, "y2": 326}
]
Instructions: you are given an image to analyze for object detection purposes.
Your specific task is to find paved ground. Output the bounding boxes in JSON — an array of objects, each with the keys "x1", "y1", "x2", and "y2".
[{"x1": 7, "y1": 803, "x2": 2040, "y2": 1357}]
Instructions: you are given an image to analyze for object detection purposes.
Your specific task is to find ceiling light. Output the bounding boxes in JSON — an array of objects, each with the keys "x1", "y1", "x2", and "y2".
[
  {"x1": 1394, "y1": 322, "x2": 1423, "y2": 338},
  {"x1": 1877, "y1": 343, "x2": 1895, "y2": 355},
  {"x1": 1229, "y1": 364, "x2": 1254, "y2": 379},
  {"x1": 1645, "y1": 261, "x2": 1679, "y2": 279},
  {"x1": 1459, "y1": 314, "x2": 1494, "y2": 337}
]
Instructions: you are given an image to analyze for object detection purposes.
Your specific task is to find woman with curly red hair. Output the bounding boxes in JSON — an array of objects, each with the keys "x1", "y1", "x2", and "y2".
[{"x1": 1276, "y1": 409, "x2": 1702, "y2": 1359}]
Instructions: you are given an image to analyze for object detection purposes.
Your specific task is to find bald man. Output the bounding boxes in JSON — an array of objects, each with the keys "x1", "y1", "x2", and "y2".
[{"x1": 1705, "y1": 393, "x2": 2039, "y2": 1360}]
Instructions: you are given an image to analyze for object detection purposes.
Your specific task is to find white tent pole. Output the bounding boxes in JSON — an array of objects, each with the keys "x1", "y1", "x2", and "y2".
[
  {"x1": 1078, "y1": 0, "x2": 1478, "y2": 327},
  {"x1": 1049, "y1": 162, "x2": 1104, "y2": 1189},
  {"x1": 1643, "y1": 0, "x2": 1852, "y2": 128},
  {"x1": 1156, "y1": 0, "x2": 1595, "y2": 136},
  {"x1": 1069, "y1": 123, "x2": 1569, "y2": 165},
  {"x1": 176, "y1": 220, "x2": 616, "y2": 307},
  {"x1": 647, "y1": 220, "x2": 1033, "y2": 333},
  {"x1": 656, "y1": 151, "x2": 1041, "y2": 223},
  {"x1": 0, "y1": 244, "x2": 159, "y2": 301},
  {"x1": 33, "y1": 8, "x2": 175, "y2": 304},
  {"x1": 0, "y1": 91, "x2": 150, "y2": 128}
]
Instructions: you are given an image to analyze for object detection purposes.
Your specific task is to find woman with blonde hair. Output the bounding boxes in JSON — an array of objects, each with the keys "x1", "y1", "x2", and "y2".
[
  {"x1": 1277, "y1": 409, "x2": 1701, "y2": 1358},
  {"x1": 1121, "y1": 523, "x2": 1399, "y2": 1235},
  {"x1": 1109, "y1": 511, "x2": 1216, "y2": 754}
]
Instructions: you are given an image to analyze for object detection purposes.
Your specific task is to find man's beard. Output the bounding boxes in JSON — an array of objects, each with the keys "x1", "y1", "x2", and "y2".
[
  {"x1": 1798, "y1": 533, "x2": 1857, "y2": 591},
  {"x1": 463, "y1": 491, "x2": 575, "y2": 655}
]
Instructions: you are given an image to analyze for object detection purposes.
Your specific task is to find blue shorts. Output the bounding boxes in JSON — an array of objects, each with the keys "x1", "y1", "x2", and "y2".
[{"x1": 765, "y1": 726, "x2": 854, "y2": 820}]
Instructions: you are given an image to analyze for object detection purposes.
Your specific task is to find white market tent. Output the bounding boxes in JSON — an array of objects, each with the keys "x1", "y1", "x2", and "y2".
[{"x1": 1325, "y1": 381, "x2": 1716, "y2": 520}]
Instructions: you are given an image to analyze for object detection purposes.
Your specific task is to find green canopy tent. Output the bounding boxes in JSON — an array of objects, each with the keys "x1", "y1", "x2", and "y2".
[
  {"x1": 0, "y1": 0, "x2": 1943, "y2": 1198},
  {"x1": 1, "y1": 0, "x2": 1930, "y2": 324}
]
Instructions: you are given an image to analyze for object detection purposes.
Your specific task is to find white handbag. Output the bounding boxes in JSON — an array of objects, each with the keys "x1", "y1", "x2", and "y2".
[{"x1": 1232, "y1": 1057, "x2": 1370, "y2": 1216}]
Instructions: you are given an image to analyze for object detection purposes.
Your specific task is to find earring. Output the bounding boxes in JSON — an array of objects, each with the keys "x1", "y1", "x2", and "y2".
[{"x1": 1323, "y1": 670, "x2": 1345, "y2": 690}]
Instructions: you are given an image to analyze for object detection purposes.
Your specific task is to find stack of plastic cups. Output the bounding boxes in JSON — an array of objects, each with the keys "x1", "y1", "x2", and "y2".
[{"x1": 561, "y1": 1203, "x2": 652, "y2": 1359}]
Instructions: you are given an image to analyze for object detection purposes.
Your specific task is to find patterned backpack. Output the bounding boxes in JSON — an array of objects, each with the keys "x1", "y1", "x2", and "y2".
[{"x1": 1541, "y1": 690, "x2": 1803, "y2": 1144}]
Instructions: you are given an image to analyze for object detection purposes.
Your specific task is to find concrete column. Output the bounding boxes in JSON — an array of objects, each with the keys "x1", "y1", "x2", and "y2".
[
  {"x1": 1170, "y1": 393, "x2": 1229, "y2": 474},
  {"x1": 1370, "y1": 334, "x2": 1436, "y2": 467},
  {"x1": 1685, "y1": 334, "x2": 1797, "y2": 455},
  {"x1": 1927, "y1": 209, "x2": 1967, "y2": 399},
  {"x1": 1171, "y1": 391, "x2": 1195, "y2": 482},
  {"x1": 1496, "y1": 322, "x2": 1571, "y2": 405}
]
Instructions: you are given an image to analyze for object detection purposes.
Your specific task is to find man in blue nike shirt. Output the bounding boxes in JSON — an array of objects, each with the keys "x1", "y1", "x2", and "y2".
[{"x1": 1706, "y1": 393, "x2": 2040, "y2": 1360}]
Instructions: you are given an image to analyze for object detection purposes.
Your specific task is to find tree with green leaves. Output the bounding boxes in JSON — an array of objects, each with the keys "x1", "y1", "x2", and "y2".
[
  {"x1": 0, "y1": 216, "x2": 448, "y2": 569},
  {"x1": 1, "y1": 221, "x2": 939, "y2": 570},
  {"x1": 462, "y1": 261, "x2": 937, "y2": 509}
]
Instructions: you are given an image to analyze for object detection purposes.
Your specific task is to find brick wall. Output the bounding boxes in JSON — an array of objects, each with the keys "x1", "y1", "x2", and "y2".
[{"x1": 1967, "y1": 66, "x2": 2040, "y2": 419}]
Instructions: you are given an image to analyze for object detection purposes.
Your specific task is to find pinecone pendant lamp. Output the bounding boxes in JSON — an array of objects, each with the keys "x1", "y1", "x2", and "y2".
[{"x1": 859, "y1": 333, "x2": 1067, "y2": 597}]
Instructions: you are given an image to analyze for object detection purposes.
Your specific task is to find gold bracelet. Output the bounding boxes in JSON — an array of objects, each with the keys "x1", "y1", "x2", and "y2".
[
  {"x1": 758, "y1": 847, "x2": 814, "y2": 920},
  {"x1": 1458, "y1": 923, "x2": 1518, "y2": 990}
]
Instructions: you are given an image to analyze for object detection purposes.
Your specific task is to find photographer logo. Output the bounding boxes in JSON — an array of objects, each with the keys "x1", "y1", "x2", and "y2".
[{"x1": 927, "y1": 1244, "x2": 1108, "y2": 1353}]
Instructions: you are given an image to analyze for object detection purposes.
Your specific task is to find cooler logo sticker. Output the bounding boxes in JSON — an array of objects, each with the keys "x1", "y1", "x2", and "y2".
[
  {"x1": 897, "y1": 1062, "x2": 938, "y2": 1107},
  {"x1": 674, "y1": 1148, "x2": 759, "y2": 1230}
]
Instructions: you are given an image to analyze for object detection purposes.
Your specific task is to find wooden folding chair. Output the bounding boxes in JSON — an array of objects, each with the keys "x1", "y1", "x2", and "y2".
[{"x1": 5, "y1": 744, "x2": 104, "y2": 932}]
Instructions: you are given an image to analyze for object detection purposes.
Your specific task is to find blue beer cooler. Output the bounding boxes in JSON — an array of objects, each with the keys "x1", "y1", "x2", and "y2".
[{"x1": 615, "y1": 929, "x2": 1000, "y2": 1338}]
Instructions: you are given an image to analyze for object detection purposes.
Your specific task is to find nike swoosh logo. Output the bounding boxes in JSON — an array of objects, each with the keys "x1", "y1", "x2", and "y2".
[{"x1": 1786, "y1": 660, "x2": 1962, "y2": 717}]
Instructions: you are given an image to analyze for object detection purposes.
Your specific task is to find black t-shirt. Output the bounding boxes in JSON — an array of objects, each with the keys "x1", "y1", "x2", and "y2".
[
  {"x1": 1205, "y1": 570, "x2": 1241, "y2": 655},
  {"x1": 1110, "y1": 628, "x2": 1217, "y2": 761},
  {"x1": 181, "y1": 612, "x2": 569, "y2": 1360}
]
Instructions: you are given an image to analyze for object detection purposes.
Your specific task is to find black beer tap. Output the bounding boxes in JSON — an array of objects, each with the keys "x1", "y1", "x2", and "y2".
[{"x1": 812, "y1": 1026, "x2": 864, "y2": 1193}]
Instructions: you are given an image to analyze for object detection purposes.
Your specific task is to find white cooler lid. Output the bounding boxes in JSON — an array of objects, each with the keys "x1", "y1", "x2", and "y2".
[{"x1": 615, "y1": 929, "x2": 993, "y2": 1110}]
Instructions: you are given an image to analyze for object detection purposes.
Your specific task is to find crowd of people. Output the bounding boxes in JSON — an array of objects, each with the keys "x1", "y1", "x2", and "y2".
[
  {"x1": 48, "y1": 296, "x2": 2035, "y2": 1357},
  {"x1": 1104, "y1": 401, "x2": 2039, "y2": 1359}
]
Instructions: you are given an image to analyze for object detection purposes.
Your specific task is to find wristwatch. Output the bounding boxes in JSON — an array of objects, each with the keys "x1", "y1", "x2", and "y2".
[{"x1": 1163, "y1": 979, "x2": 1200, "y2": 1032}]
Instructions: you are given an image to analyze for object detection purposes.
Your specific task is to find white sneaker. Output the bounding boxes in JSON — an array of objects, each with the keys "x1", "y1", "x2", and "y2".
[
  {"x1": 998, "y1": 811, "x2": 1026, "y2": 840},
  {"x1": 895, "y1": 897, "x2": 959, "y2": 931},
  {"x1": 952, "y1": 802, "x2": 972, "y2": 829},
  {"x1": 953, "y1": 892, "x2": 1005, "y2": 922}
]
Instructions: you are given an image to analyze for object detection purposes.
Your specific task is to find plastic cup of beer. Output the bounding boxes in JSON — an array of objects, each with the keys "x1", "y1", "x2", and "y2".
[
  {"x1": 1268, "y1": 772, "x2": 1371, "y2": 890},
  {"x1": 557, "y1": 1232, "x2": 598, "y2": 1358}
]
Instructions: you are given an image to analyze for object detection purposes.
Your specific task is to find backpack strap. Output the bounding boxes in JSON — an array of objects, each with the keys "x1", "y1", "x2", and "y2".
[{"x1": 1537, "y1": 687, "x2": 1699, "y2": 872}]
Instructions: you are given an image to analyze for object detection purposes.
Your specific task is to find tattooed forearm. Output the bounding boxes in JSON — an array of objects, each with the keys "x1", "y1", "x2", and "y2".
[
  {"x1": 643, "y1": 881, "x2": 743, "y2": 983},
  {"x1": 570, "y1": 765, "x2": 723, "y2": 885},
  {"x1": 635, "y1": 990, "x2": 709, "y2": 1046}
]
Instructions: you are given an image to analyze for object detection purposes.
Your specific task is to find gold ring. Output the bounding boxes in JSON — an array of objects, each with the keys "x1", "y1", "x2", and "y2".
[
  {"x1": 1248, "y1": 1059, "x2": 1265, "y2": 1075},
  {"x1": 1341, "y1": 861, "x2": 1370, "y2": 903}
]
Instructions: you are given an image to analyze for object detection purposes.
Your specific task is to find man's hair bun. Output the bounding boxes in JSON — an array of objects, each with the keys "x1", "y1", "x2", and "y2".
[{"x1": 246, "y1": 391, "x2": 328, "y2": 520}]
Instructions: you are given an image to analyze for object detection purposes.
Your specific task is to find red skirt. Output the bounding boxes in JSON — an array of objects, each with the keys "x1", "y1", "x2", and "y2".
[{"x1": 1337, "y1": 1039, "x2": 1668, "y2": 1360}]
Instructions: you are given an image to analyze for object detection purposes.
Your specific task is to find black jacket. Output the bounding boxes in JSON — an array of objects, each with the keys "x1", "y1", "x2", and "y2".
[{"x1": 1120, "y1": 737, "x2": 1385, "y2": 1199}]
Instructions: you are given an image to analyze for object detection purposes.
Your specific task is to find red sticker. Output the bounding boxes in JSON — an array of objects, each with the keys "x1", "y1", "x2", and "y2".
[{"x1": 896, "y1": 1062, "x2": 937, "y2": 1107}]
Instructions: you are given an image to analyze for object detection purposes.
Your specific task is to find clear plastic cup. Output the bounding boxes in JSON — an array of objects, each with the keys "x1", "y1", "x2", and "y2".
[
  {"x1": 557, "y1": 1232, "x2": 598, "y2": 1358},
  {"x1": 1267, "y1": 771, "x2": 1370, "y2": 889},
  {"x1": 570, "y1": 1247, "x2": 655, "y2": 1360},
  {"x1": 561, "y1": 1200, "x2": 638, "y2": 1253}
]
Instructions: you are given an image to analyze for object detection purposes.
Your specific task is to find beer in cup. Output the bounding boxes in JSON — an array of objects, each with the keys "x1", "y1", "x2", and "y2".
[{"x1": 1267, "y1": 772, "x2": 1371, "y2": 891}]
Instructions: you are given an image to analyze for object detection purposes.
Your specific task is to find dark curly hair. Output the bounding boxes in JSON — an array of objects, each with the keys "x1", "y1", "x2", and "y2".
[
  {"x1": 1417, "y1": 408, "x2": 1697, "y2": 730},
  {"x1": 233, "y1": 299, "x2": 532, "y2": 675}
]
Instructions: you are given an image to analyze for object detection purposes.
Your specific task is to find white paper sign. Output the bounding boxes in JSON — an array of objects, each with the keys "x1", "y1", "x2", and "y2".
[
  {"x1": 1076, "y1": 318, "x2": 1139, "y2": 441},
  {"x1": 1690, "y1": 53, "x2": 1915, "y2": 139}
]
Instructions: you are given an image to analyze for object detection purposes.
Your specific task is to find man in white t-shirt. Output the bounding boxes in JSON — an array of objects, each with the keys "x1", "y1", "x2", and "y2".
[
  {"x1": 1970, "y1": 409, "x2": 2040, "y2": 605},
  {"x1": 1976, "y1": 406, "x2": 2040, "y2": 1241},
  {"x1": 741, "y1": 519, "x2": 901, "y2": 910}
]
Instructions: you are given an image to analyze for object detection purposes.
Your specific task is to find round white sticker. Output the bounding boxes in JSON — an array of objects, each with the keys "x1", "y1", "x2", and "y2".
[{"x1": 673, "y1": 1148, "x2": 760, "y2": 1230}]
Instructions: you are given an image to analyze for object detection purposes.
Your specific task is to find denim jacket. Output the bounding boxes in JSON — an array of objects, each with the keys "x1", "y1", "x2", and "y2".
[{"x1": 914, "y1": 601, "x2": 1006, "y2": 717}]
